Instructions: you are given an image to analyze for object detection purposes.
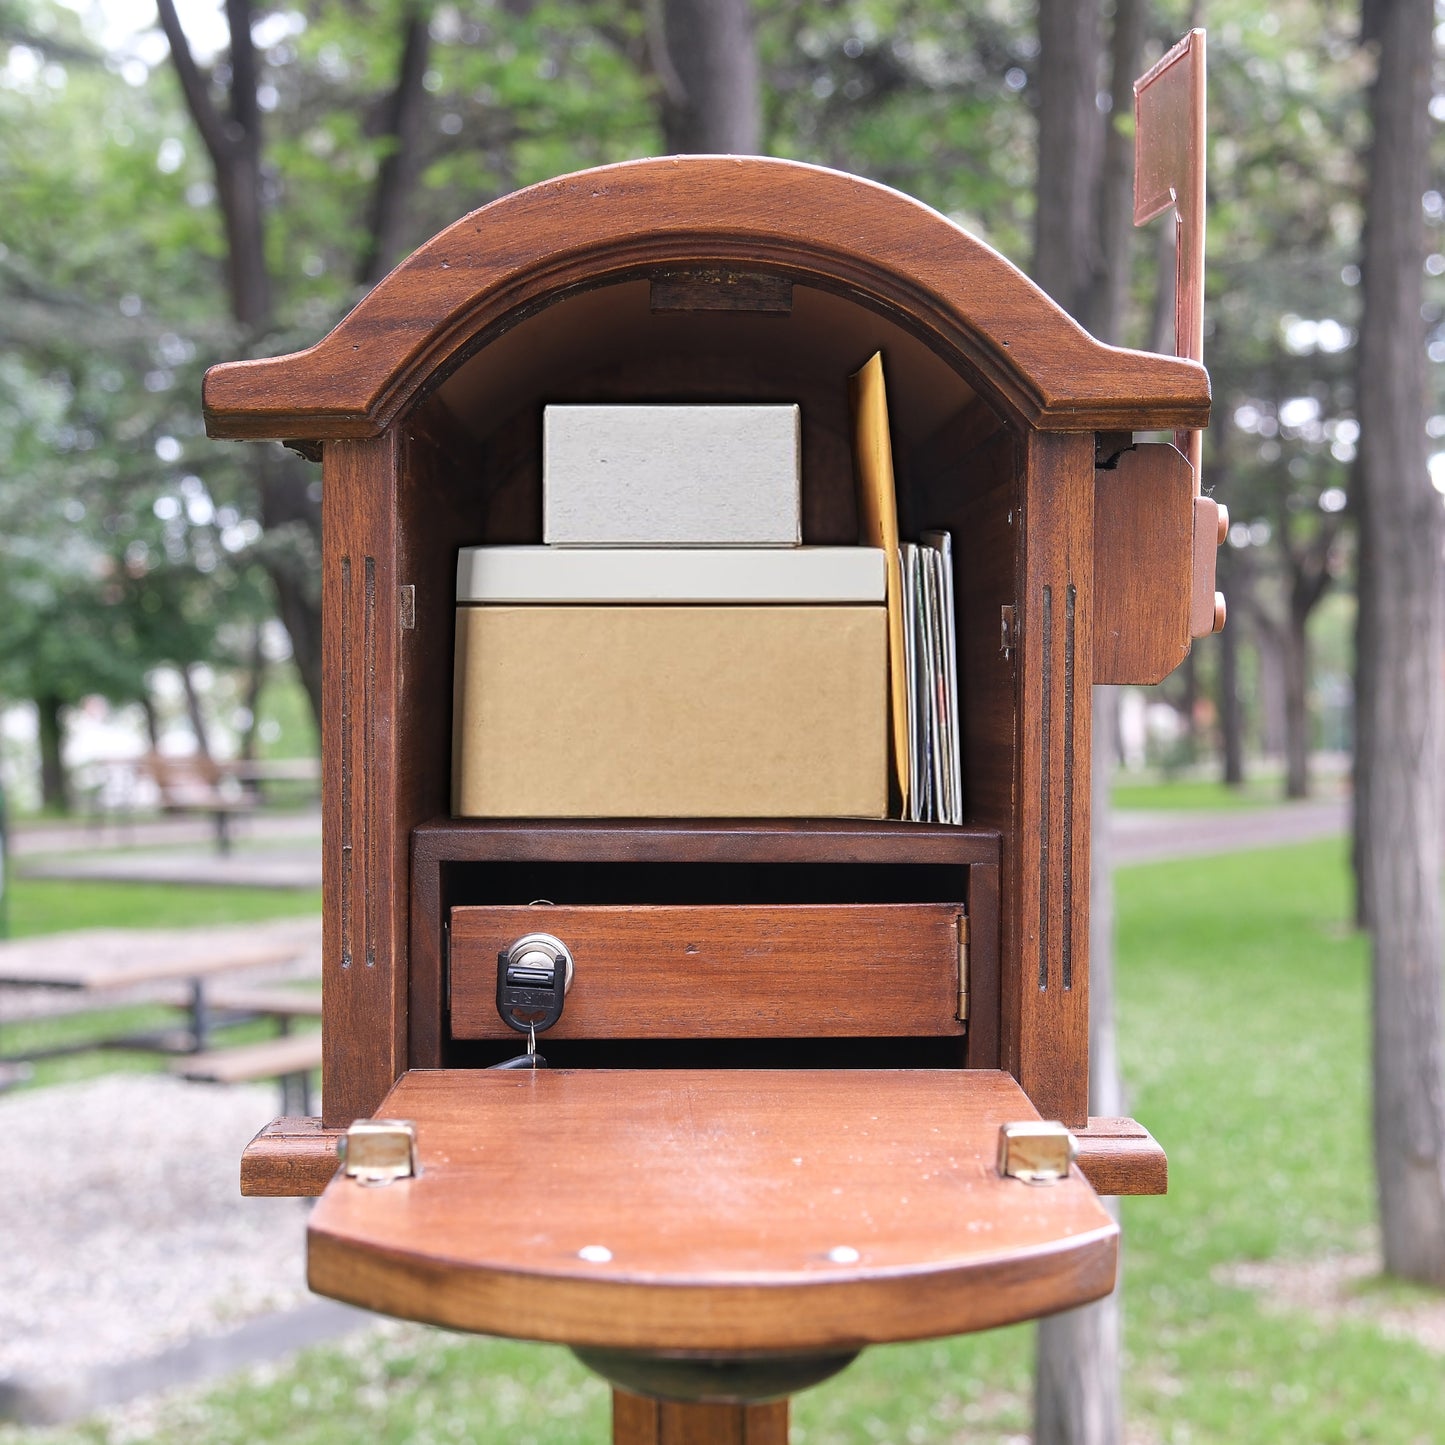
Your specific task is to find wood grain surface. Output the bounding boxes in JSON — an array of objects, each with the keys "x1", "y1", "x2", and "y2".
[
  {"x1": 613, "y1": 1393, "x2": 789, "y2": 1445},
  {"x1": 449, "y1": 903, "x2": 964, "y2": 1040},
  {"x1": 240, "y1": 1116, "x2": 343, "y2": 1197},
  {"x1": 306, "y1": 1068, "x2": 1118, "y2": 1351},
  {"x1": 203, "y1": 158, "x2": 1208, "y2": 443},
  {"x1": 1092, "y1": 443, "x2": 1194, "y2": 685},
  {"x1": 243, "y1": 1109, "x2": 1166, "y2": 1198}
]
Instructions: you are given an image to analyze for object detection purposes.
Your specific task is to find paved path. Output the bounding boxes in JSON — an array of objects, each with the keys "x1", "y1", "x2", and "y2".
[
  {"x1": 8, "y1": 798, "x2": 1348, "y2": 889},
  {"x1": 11, "y1": 808, "x2": 322, "y2": 889},
  {"x1": 1109, "y1": 796, "x2": 1347, "y2": 865}
]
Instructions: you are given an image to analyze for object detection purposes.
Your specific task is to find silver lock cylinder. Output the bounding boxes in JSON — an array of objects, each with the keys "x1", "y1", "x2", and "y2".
[{"x1": 503, "y1": 933, "x2": 575, "y2": 992}]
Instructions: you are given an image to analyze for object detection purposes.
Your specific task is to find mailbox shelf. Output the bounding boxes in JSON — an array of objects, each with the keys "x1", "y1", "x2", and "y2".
[
  {"x1": 307, "y1": 1067, "x2": 1119, "y2": 1357},
  {"x1": 409, "y1": 817, "x2": 1002, "y2": 1075}
]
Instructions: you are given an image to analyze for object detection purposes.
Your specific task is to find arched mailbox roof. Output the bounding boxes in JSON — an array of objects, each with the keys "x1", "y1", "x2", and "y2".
[{"x1": 203, "y1": 155, "x2": 1209, "y2": 442}]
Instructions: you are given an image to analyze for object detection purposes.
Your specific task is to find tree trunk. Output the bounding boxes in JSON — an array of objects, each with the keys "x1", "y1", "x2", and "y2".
[
  {"x1": 1032, "y1": 0, "x2": 1103, "y2": 318},
  {"x1": 1281, "y1": 606, "x2": 1311, "y2": 800},
  {"x1": 35, "y1": 694, "x2": 69, "y2": 814},
  {"x1": 657, "y1": 0, "x2": 761, "y2": 154},
  {"x1": 356, "y1": 7, "x2": 433, "y2": 288},
  {"x1": 238, "y1": 623, "x2": 268, "y2": 764},
  {"x1": 181, "y1": 664, "x2": 213, "y2": 761},
  {"x1": 1031, "y1": 5, "x2": 1137, "y2": 1441},
  {"x1": 1355, "y1": 0, "x2": 1445, "y2": 1285},
  {"x1": 1218, "y1": 589, "x2": 1245, "y2": 786},
  {"x1": 254, "y1": 446, "x2": 323, "y2": 726}
]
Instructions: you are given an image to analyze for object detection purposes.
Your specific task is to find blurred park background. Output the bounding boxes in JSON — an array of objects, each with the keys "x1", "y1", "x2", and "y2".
[{"x1": 1, "y1": 0, "x2": 1444, "y2": 1442}]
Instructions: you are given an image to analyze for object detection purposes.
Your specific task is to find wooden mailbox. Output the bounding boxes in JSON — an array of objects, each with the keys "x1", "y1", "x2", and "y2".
[{"x1": 210, "y1": 155, "x2": 1215, "y2": 1433}]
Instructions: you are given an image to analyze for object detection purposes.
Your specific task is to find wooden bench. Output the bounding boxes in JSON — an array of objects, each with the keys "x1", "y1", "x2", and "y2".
[
  {"x1": 172, "y1": 1031, "x2": 322, "y2": 1115},
  {"x1": 141, "y1": 752, "x2": 256, "y2": 855}
]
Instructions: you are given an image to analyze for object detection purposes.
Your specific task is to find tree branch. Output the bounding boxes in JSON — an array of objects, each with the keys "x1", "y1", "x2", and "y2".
[
  {"x1": 155, "y1": 0, "x2": 231, "y2": 165},
  {"x1": 357, "y1": 7, "x2": 432, "y2": 287}
]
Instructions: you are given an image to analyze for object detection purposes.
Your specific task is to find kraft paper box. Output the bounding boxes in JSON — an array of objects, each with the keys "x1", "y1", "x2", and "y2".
[{"x1": 452, "y1": 604, "x2": 887, "y2": 818}]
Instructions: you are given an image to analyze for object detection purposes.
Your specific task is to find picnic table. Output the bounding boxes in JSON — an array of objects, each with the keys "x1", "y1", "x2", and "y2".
[{"x1": 0, "y1": 923, "x2": 316, "y2": 1059}]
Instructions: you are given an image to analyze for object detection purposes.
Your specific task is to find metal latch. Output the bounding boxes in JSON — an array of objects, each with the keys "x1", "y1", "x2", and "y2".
[
  {"x1": 339, "y1": 1118, "x2": 418, "y2": 1185},
  {"x1": 997, "y1": 1121, "x2": 1078, "y2": 1184},
  {"x1": 957, "y1": 914, "x2": 970, "y2": 1023}
]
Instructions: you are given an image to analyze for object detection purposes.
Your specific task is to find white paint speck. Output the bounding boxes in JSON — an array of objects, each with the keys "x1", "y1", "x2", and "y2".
[
  {"x1": 578, "y1": 1244, "x2": 612, "y2": 1263},
  {"x1": 827, "y1": 1245, "x2": 860, "y2": 1264}
]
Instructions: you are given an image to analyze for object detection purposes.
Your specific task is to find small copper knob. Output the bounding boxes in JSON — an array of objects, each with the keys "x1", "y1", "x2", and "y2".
[{"x1": 1213, "y1": 592, "x2": 1227, "y2": 633}]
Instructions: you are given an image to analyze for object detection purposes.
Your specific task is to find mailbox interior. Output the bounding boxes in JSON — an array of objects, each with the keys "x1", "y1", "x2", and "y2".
[
  {"x1": 205, "y1": 158, "x2": 1209, "y2": 1154},
  {"x1": 392, "y1": 275, "x2": 1018, "y2": 1079}
]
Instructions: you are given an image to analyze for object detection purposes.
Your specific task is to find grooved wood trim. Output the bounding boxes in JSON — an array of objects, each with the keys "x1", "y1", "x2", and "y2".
[
  {"x1": 241, "y1": 1112, "x2": 1167, "y2": 1198},
  {"x1": 1093, "y1": 444, "x2": 1194, "y2": 684},
  {"x1": 612, "y1": 1394, "x2": 790, "y2": 1445},
  {"x1": 1073, "y1": 1117, "x2": 1168, "y2": 1197},
  {"x1": 322, "y1": 436, "x2": 408, "y2": 1126},
  {"x1": 1009, "y1": 431, "x2": 1093, "y2": 1127},
  {"x1": 450, "y1": 903, "x2": 966, "y2": 1040},
  {"x1": 240, "y1": 1116, "x2": 344, "y2": 1196},
  {"x1": 203, "y1": 159, "x2": 1209, "y2": 442}
]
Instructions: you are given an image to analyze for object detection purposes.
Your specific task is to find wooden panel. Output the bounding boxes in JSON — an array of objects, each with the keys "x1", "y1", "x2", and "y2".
[
  {"x1": 322, "y1": 436, "x2": 409, "y2": 1126},
  {"x1": 964, "y1": 862, "x2": 1001, "y2": 1069},
  {"x1": 307, "y1": 1069, "x2": 1118, "y2": 1352},
  {"x1": 613, "y1": 1396, "x2": 790, "y2": 1445},
  {"x1": 203, "y1": 158, "x2": 1209, "y2": 444},
  {"x1": 240, "y1": 1116, "x2": 343, "y2": 1197},
  {"x1": 416, "y1": 818, "x2": 1001, "y2": 867},
  {"x1": 244, "y1": 1111, "x2": 1167, "y2": 1198},
  {"x1": 1191, "y1": 494, "x2": 1225, "y2": 638},
  {"x1": 1092, "y1": 444, "x2": 1194, "y2": 685},
  {"x1": 1011, "y1": 431, "x2": 1093, "y2": 1127},
  {"x1": 397, "y1": 412, "x2": 479, "y2": 1073},
  {"x1": 449, "y1": 903, "x2": 964, "y2": 1040},
  {"x1": 1074, "y1": 1117, "x2": 1168, "y2": 1197}
]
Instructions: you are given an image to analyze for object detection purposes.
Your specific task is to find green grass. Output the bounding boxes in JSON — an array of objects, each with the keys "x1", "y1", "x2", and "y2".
[
  {"x1": 1111, "y1": 775, "x2": 1285, "y2": 810},
  {"x1": 5, "y1": 839, "x2": 1442, "y2": 1443},
  {"x1": 2, "y1": 878, "x2": 321, "y2": 938}
]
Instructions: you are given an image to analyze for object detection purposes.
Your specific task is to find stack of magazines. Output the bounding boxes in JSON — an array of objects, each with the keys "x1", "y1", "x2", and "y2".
[{"x1": 901, "y1": 530, "x2": 962, "y2": 824}]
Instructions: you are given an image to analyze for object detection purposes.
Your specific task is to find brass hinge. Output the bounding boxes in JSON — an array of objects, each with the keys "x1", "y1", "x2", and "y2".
[{"x1": 957, "y1": 913, "x2": 970, "y2": 1023}]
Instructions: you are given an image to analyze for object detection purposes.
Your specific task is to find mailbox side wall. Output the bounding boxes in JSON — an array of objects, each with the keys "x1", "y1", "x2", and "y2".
[
  {"x1": 1009, "y1": 430, "x2": 1093, "y2": 1127},
  {"x1": 321, "y1": 435, "x2": 409, "y2": 1126}
]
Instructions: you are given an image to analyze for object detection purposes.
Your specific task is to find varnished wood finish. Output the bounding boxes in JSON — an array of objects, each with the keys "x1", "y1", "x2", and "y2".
[
  {"x1": 415, "y1": 817, "x2": 1002, "y2": 866},
  {"x1": 1073, "y1": 1117, "x2": 1168, "y2": 1197},
  {"x1": 614, "y1": 1394, "x2": 790, "y2": 1445},
  {"x1": 307, "y1": 1069, "x2": 1118, "y2": 1351},
  {"x1": 409, "y1": 820, "x2": 998, "y2": 1069},
  {"x1": 322, "y1": 436, "x2": 410, "y2": 1126},
  {"x1": 965, "y1": 862, "x2": 1001, "y2": 1069},
  {"x1": 203, "y1": 158, "x2": 1208, "y2": 444},
  {"x1": 449, "y1": 903, "x2": 965, "y2": 1040},
  {"x1": 241, "y1": 1109, "x2": 1168, "y2": 1198},
  {"x1": 1191, "y1": 494, "x2": 1225, "y2": 638},
  {"x1": 1092, "y1": 444, "x2": 1194, "y2": 685},
  {"x1": 240, "y1": 1116, "x2": 343, "y2": 1196},
  {"x1": 1012, "y1": 431, "x2": 1093, "y2": 1127}
]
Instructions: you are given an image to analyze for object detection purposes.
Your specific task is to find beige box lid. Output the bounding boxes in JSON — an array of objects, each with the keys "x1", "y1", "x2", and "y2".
[{"x1": 453, "y1": 605, "x2": 886, "y2": 818}]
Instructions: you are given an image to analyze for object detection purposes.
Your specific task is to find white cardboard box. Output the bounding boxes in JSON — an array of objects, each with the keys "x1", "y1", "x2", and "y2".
[
  {"x1": 542, "y1": 404, "x2": 801, "y2": 546},
  {"x1": 455, "y1": 546, "x2": 884, "y2": 603}
]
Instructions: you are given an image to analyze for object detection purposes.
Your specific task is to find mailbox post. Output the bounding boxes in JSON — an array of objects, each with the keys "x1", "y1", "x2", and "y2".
[{"x1": 213, "y1": 135, "x2": 1219, "y2": 1441}]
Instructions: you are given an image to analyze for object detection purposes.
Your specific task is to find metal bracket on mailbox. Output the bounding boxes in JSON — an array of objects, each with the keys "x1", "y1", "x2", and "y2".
[
  {"x1": 997, "y1": 1121, "x2": 1078, "y2": 1184},
  {"x1": 339, "y1": 1118, "x2": 418, "y2": 1186}
]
